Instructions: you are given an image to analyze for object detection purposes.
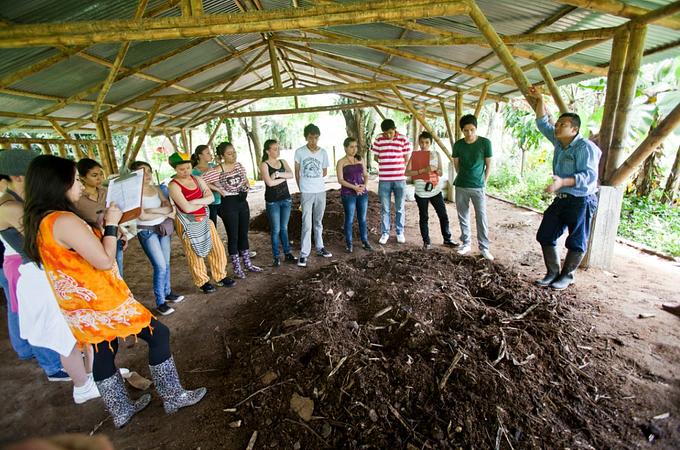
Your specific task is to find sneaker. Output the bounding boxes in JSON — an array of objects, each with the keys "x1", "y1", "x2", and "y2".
[
  {"x1": 156, "y1": 303, "x2": 175, "y2": 316},
  {"x1": 362, "y1": 241, "x2": 373, "y2": 251},
  {"x1": 423, "y1": 243, "x2": 432, "y2": 250},
  {"x1": 481, "y1": 249, "x2": 495, "y2": 261},
  {"x1": 216, "y1": 277, "x2": 236, "y2": 288},
  {"x1": 47, "y1": 370, "x2": 71, "y2": 382},
  {"x1": 317, "y1": 248, "x2": 332, "y2": 258},
  {"x1": 443, "y1": 240, "x2": 459, "y2": 247},
  {"x1": 165, "y1": 293, "x2": 184, "y2": 304},
  {"x1": 284, "y1": 253, "x2": 297, "y2": 263},
  {"x1": 379, "y1": 234, "x2": 389, "y2": 245},
  {"x1": 272, "y1": 257, "x2": 281, "y2": 267},
  {"x1": 457, "y1": 245, "x2": 471, "y2": 255},
  {"x1": 73, "y1": 376, "x2": 100, "y2": 404},
  {"x1": 200, "y1": 282, "x2": 216, "y2": 294},
  {"x1": 297, "y1": 256, "x2": 307, "y2": 267},
  {"x1": 345, "y1": 245, "x2": 353, "y2": 253},
  {"x1": 396, "y1": 233, "x2": 406, "y2": 244}
]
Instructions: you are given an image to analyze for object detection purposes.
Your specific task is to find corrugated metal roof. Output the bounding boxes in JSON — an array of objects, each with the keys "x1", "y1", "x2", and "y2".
[{"x1": 0, "y1": 0, "x2": 678, "y2": 135}]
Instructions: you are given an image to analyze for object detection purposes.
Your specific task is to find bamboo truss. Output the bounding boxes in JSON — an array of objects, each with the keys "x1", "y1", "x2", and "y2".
[{"x1": 555, "y1": 0, "x2": 680, "y2": 30}]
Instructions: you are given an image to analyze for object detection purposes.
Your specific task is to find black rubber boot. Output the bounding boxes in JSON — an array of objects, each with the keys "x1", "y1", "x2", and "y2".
[
  {"x1": 535, "y1": 245, "x2": 560, "y2": 287},
  {"x1": 550, "y1": 250, "x2": 585, "y2": 291}
]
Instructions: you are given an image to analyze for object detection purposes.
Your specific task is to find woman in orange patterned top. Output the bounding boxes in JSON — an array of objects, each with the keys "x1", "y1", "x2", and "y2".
[{"x1": 22, "y1": 155, "x2": 206, "y2": 428}]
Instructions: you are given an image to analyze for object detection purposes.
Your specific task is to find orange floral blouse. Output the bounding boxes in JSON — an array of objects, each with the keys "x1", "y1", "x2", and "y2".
[{"x1": 38, "y1": 211, "x2": 152, "y2": 345}]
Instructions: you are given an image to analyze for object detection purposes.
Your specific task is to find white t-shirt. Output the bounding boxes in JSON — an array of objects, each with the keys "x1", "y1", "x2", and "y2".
[{"x1": 294, "y1": 145, "x2": 330, "y2": 194}]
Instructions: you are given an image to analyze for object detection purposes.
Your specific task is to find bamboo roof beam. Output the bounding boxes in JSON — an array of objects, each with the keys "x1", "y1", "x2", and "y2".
[
  {"x1": 283, "y1": 27, "x2": 617, "y2": 47},
  {"x1": 467, "y1": 0, "x2": 532, "y2": 100},
  {"x1": 103, "y1": 41, "x2": 265, "y2": 117},
  {"x1": 127, "y1": 101, "x2": 160, "y2": 166},
  {"x1": 473, "y1": 84, "x2": 488, "y2": 117},
  {"x1": 392, "y1": 86, "x2": 452, "y2": 158},
  {"x1": 0, "y1": 0, "x2": 470, "y2": 48},
  {"x1": 0, "y1": 137, "x2": 105, "y2": 146},
  {"x1": 598, "y1": 27, "x2": 629, "y2": 169},
  {"x1": 608, "y1": 101, "x2": 680, "y2": 186},
  {"x1": 605, "y1": 23, "x2": 647, "y2": 182},
  {"x1": 221, "y1": 102, "x2": 379, "y2": 118},
  {"x1": 538, "y1": 64, "x2": 568, "y2": 114},
  {"x1": 554, "y1": 0, "x2": 680, "y2": 30}
]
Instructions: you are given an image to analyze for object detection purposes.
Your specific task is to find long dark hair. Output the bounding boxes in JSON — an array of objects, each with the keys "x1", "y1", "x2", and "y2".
[
  {"x1": 215, "y1": 142, "x2": 233, "y2": 159},
  {"x1": 23, "y1": 155, "x2": 79, "y2": 265},
  {"x1": 191, "y1": 145, "x2": 210, "y2": 167},
  {"x1": 262, "y1": 139, "x2": 277, "y2": 162}
]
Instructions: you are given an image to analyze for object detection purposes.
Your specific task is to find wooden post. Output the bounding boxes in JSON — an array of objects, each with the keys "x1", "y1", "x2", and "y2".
[
  {"x1": 391, "y1": 86, "x2": 452, "y2": 162},
  {"x1": 454, "y1": 92, "x2": 463, "y2": 141},
  {"x1": 474, "y1": 84, "x2": 488, "y2": 118},
  {"x1": 598, "y1": 27, "x2": 629, "y2": 177},
  {"x1": 467, "y1": 0, "x2": 532, "y2": 100},
  {"x1": 605, "y1": 23, "x2": 647, "y2": 182},
  {"x1": 267, "y1": 38, "x2": 283, "y2": 89},
  {"x1": 538, "y1": 64, "x2": 568, "y2": 114},
  {"x1": 439, "y1": 100, "x2": 455, "y2": 152},
  {"x1": 608, "y1": 101, "x2": 680, "y2": 186}
]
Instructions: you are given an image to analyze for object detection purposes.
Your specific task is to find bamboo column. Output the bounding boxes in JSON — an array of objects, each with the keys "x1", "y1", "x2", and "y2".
[
  {"x1": 180, "y1": 129, "x2": 189, "y2": 152},
  {"x1": 473, "y1": 84, "x2": 488, "y2": 118},
  {"x1": 164, "y1": 132, "x2": 180, "y2": 153},
  {"x1": 102, "y1": 117, "x2": 118, "y2": 173},
  {"x1": 598, "y1": 26, "x2": 629, "y2": 174},
  {"x1": 605, "y1": 23, "x2": 647, "y2": 182},
  {"x1": 391, "y1": 86, "x2": 453, "y2": 162},
  {"x1": 267, "y1": 38, "x2": 283, "y2": 89},
  {"x1": 207, "y1": 116, "x2": 224, "y2": 147},
  {"x1": 57, "y1": 143, "x2": 67, "y2": 158},
  {"x1": 467, "y1": 0, "x2": 532, "y2": 100},
  {"x1": 95, "y1": 120, "x2": 114, "y2": 176},
  {"x1": 122, "y1": 126, "x2": 137, "y2": 167},
  {"x1": 39, "y1": 143, "x2": 52, "y2": 155},
  {"x1": 439, "y1": 100, "x2": 456, "y2": 151},
  {"x1": 538, "y1": 64, "x2": 568, "y2": 114},
  {"x1": 455, "y1": 92, "x2": 463, "y2": 141},
  {"x1": 609, "y1": 101, "x2": 680, "y2": 186}
]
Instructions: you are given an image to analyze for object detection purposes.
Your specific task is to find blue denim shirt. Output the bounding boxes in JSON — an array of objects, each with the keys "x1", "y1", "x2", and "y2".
[{"x1": 536, "y1": 115, "x2": 601, "y2": 197}]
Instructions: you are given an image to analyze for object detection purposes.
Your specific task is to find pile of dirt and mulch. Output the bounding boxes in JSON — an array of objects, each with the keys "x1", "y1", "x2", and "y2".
[
  {"x1": 250, "y1": 190, "x2": 383, "y2": 242},
  {"x1": 220, "y1": 249, "x2": 649, "y2": 449}
]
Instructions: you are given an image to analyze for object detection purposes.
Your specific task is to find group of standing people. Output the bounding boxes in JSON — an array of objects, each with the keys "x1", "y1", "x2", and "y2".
[{"x1": 0, "y1": 86, "x2": 604, "y2": 431}]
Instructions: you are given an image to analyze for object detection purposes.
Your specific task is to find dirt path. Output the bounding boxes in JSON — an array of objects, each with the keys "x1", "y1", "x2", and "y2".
[{"x1": 1, "y1": 181, "x2": 678, "y2": 449}]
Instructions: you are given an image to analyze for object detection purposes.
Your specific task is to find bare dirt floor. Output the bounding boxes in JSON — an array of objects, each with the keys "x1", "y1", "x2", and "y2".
[{"x1": 1, "y1": 181, "x2": 679, "y2": 450}]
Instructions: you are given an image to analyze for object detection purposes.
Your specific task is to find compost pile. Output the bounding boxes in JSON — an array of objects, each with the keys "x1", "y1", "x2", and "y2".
[
  {"x1": 250, "y1": 189, "x2": 382, "y2": 241},
  {"x1": 224, "y1": 249, "x2": 637, "y2": 449}
]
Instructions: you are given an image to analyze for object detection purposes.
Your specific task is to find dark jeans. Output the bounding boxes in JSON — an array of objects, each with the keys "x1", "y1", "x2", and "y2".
[
  {"x1": 536, "y1": 194, "x2": 598, "y2": 252},
  {"x1": 219, "y1": 195, "x2": 250, "y2": 255},
  {"x1": 266, "y1": 198, "x2": 292, "y2": 258},
  {"x1": 93, "y1": 319, "x2": 170, "y2": 381},
  {"x1": 415, "y1": 192, "x2": 451, "y2": 245},
  {"x1": 208, "y1": 204, "x2": 219, "y2": 226},
  {"x1": 341, "y1": 193, "x2": 369, "y2": 246}
]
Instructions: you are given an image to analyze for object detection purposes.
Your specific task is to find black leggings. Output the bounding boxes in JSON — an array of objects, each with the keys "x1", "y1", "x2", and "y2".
[
  {"x1": 93, "y1": 319, "x2": 171, "y2": 382},
  {"x1": 219, "y1": 195, "x2": 250, "y2": 255},
  {"x1": 208, "y1": 204, "x2": 219, "y2": 226}
]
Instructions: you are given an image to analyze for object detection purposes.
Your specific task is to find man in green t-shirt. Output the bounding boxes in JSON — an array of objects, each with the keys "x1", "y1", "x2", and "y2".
[{"x1": 452, "y1": 114, "x2": 494, "y2": 260}]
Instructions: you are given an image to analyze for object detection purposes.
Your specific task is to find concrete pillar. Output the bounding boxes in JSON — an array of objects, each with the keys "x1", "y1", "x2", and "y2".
[{"x1": 583, "y1": 185, "x2": 624, "y2": 270}]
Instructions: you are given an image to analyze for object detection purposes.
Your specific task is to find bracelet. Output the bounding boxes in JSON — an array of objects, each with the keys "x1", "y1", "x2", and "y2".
[{"x1": 104, "y1": 225, "x2": 118, "y2": 237}]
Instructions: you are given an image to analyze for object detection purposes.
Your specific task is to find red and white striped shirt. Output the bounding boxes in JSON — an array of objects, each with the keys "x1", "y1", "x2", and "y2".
[{"x1": 372, "y1": 132, "x2": 411, "y2": 181}]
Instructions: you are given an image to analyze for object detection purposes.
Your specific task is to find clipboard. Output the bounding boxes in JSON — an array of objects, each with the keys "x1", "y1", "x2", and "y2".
[{"x1": 105, "y1": 169, "x2": 144, "y2": 224}]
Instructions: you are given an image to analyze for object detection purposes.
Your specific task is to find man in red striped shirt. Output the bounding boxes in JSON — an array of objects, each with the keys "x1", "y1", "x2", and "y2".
[{"x1": 372, "y1": 119, "x2": 412, "y2": 244}]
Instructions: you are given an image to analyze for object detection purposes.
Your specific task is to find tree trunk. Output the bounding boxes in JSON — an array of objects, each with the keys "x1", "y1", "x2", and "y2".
[
  {"x1": 633, "y1": 146, "x2": 662, "y2": 197},
  {"x1": 355, "y1": 108, "x2": 366, "y2": 159},
  {"x1": 661, "y1": 143, "x2": 680, "y2": 204},
  {"x1": 225, "y1": 118, "x2": 234, "y2": 143},
  {"x1": 249, "y1": 115, "x2": 262, "y2": 165}
]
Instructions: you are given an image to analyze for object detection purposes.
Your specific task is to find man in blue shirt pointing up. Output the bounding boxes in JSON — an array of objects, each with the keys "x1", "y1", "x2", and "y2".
[{"x1": 527, "y1": 86, "x2": 602, "y2": 291}]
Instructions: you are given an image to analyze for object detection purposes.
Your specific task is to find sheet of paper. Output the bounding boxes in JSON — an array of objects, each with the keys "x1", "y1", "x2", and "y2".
[{"x1": 106, "y1": 169, "x2": 144, "y2": 212}]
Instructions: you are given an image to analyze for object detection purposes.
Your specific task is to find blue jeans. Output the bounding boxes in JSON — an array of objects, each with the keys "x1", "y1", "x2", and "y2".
[
  {"x1": 137, "y1": 229, "x2": 172, "y2": 307},
  {"x1": 378, "y1": 180, "x2": 406, "y2": 235},
  {"x1": 341, "y1": 193, "x2": 369, "y2": 246},
  {"x1": 116, "y1": 239, "x2": 125, "y2": 277},
  {"x1": 1, "y1": 269, "x2": 62, "y2": 375},
  {"x1": 266, "y1": 198, "x2": 292, "y2": 258},
  {"x1": 536, "y1": 194, "x2": 598, "y2": 253}
]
